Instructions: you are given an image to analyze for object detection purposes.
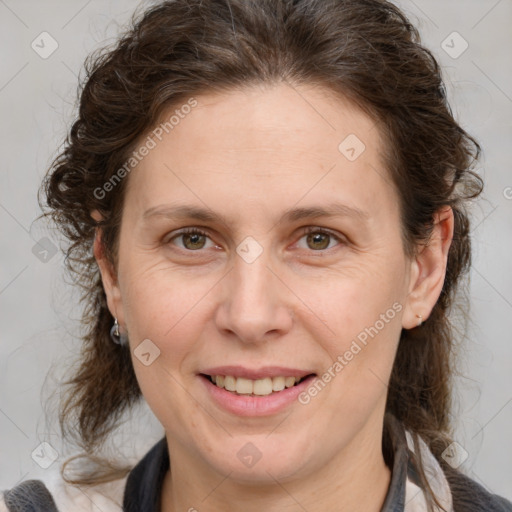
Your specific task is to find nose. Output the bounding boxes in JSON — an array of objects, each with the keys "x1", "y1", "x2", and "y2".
[{"x1": 214, "y1": 249, "x2": 294, "y2": 345}]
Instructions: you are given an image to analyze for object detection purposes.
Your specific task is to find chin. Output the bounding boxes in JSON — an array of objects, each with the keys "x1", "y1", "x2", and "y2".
[{"x1": 202, "y1": 436, "x2": 310, "y2": 483}]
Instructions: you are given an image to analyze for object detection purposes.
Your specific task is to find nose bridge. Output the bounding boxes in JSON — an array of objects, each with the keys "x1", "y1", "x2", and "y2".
[
  {"x1": 234, "y1": 252, "x2": 274, "y2": 307},
  {"x1": 216, "y1": 244, "x2": 292, "y2": 343}
]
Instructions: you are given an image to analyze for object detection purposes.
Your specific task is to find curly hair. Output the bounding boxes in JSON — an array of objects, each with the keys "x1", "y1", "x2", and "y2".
[{"x1": 40, "y1": 0, "x2": 482, "y2": 508}]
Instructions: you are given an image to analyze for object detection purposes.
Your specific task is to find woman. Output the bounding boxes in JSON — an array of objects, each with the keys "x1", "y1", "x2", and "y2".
[{"x1": 1, "y1": 0, "x2": 510, "y2": 511}]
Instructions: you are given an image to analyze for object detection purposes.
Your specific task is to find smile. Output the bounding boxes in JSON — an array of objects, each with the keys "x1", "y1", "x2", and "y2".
[
  {"x1": 206, "y1": 374, "x2": 309, "y2": 396},
  {"x1": 199, "y1": 372, "x2": 318, "y2": 416}
]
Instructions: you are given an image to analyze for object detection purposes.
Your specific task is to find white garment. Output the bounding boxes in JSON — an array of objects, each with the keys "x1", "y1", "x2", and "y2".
[
  {"x1": 404, "y1": 431, "x2": 454, "y2": 512},
  {"x1": 0, "y1": 471, "x2": 127, "y2": 512}
]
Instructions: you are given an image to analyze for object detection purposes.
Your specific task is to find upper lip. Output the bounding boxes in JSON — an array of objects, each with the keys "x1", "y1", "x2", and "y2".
[{"x1": 200, "y1": 366, "x2": 315, "y2": 380}]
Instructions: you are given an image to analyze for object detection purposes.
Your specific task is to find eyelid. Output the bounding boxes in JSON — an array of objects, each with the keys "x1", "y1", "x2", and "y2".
[{"x1": 300, "y1": 226, "x2": 344, "y2": 239}]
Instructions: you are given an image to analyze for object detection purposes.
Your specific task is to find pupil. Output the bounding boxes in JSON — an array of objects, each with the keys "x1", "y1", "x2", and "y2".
[
  {"x1": 186, "y1": 233, "x2": 205, "y2": 249},
  {"x1": 308, "y1": 232, "x2": 329, "y2": 250}
]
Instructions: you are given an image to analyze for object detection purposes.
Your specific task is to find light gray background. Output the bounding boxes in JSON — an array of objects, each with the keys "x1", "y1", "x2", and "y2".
[{"x1": 0, "y1": 0, "x2": 511, "y2": 501}]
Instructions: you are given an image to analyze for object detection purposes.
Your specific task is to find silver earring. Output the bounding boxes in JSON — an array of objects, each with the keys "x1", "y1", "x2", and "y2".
[
  {"x1": 110, "y1": 318, "x2": 128, "y2": 345},
  {"x1": 416, "y1": 314, "x2": 423, "y2": 327}
]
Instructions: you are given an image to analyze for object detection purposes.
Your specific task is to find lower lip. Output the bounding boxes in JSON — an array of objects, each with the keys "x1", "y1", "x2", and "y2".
[{"x1": 199, "y1": 374, "x2": 317, "y2": 417}]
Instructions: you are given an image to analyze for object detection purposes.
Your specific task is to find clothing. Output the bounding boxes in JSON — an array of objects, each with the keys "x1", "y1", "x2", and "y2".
[{"x1": 2, "y1": 416, "x2": 511, "y2": 511}]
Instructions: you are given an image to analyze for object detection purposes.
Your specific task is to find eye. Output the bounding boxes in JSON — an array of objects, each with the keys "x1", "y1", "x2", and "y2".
[
  {"x1": 166, "y1": 228, "x2": 217, "y2": 251},
  {"x1": 296, "y1": 227, "x2": 344, "y2": 251},
  {"x1": 165, "y1": 226, "x2": 345, "y2": 253}
]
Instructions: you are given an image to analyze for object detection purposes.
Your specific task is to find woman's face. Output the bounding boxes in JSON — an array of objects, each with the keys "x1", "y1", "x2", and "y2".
[{"x1": 99, "y1": 83, "x2": 429, "y2": 483}]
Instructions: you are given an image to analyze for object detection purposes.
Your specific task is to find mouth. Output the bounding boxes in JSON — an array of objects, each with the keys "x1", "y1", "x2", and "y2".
[
  {"x1": 199, "y1": 373, "x2": 317, "y2": 397},
  {"x1": 199, "y1": 370, "x2": 318, "y2": 416}
]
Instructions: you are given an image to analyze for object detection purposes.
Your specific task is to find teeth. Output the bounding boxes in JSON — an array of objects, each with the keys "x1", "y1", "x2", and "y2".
[
  {"x1": 236, "y1": 377, "x2": 253, "y2": 395},
  {"x1": 224, "y1": 375, "x2": 236, "y2": 392},
  {"x1": 254, "y1": 377, "x2": 273, "y2": 395},
  {"x1": 209, "y1": 374, "x2": 306, "y2": 396},
  {"x1": 285, "y1": 376, "x2": 296, "y2": 388},
  {"x1": 272, "y1": 376, "x2": 285, "y2": 392}
]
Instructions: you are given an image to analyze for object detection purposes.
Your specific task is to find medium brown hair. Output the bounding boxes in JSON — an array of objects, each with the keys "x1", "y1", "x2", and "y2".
[{"x1": 40, "y1": 0, "x2": 482, "y2": 507}]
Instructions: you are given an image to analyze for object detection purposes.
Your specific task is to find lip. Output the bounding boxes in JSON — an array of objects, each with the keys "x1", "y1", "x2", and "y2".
[
  {"x1": 199, "y1": 365, "x2": 314, "y2": 380},
  {"x1": 199, "y1": 373, "x2": 317, "y2": 417}
]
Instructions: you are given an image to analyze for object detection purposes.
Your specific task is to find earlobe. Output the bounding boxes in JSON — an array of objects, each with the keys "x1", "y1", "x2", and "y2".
[
  {"x1": 93, "y1": 226, "x2": 124, "y2": 326},
  {"x1": 401, "y1": 256, "x2": 423, "y2": 330},
  {"x1": 402, "y1": 207, "x2": 454, "y2": 330}
]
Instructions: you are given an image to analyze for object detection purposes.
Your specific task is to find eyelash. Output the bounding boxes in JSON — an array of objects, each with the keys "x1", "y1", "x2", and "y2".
[{"x1": 166, "y1": 226, "x2": 345, "y2": 253}]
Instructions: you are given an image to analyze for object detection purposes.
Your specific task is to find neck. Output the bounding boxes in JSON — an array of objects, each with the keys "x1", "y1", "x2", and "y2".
[{"x1": 161, "y1": 414, "x2": 392, "y2": 512}]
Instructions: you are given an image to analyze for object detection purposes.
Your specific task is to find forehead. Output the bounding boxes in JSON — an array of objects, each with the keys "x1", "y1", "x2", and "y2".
[
  {"x1": 123, "y1": 83, "x2": 396, "y2": 225},
  {"x1": 157, "y1": 84, "x2": 379, "y2": 163}
]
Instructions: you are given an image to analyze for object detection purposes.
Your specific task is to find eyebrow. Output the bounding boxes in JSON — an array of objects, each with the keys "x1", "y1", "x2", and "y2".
[{"x1": 142, "y1": 202, "x2": 369, "y2": 226}]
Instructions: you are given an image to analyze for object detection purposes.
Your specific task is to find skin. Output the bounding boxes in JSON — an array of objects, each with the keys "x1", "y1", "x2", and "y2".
[{"x1": 94, "y1": 82, "x2": 453, "y2": 511}]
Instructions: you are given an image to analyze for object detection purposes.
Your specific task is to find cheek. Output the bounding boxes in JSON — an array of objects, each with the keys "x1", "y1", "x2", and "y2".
[
  {"x1": 119, "y1": 263, "x2": 213, "y2": 429},
  {"x1": 293, "y1": 259, "x2": 404, "y2": 337},
  {"x1": 298, "y1": 277, "x2": 403, "y2": 434},
  {"x1": 293, "y1": 261, "x2": 405, "y2": 393},
  {"x1": 119, "y1": 255, "x2": 214, "y2": 340}
]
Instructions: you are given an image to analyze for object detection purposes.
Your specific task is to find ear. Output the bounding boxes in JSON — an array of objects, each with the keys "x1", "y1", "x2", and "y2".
[
  {"x1": 91, "y1": 210, "x2": 126, "y2": 331},
  {"x1": 402, "y1": 206, "x2": 454, "y2": 329}
]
